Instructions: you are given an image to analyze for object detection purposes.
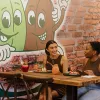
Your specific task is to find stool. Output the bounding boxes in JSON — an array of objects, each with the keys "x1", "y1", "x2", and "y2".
[
  {"x1": 0, "y1": 72, "x2": 21, "y2": 100},
  {"x1": 22, "y1": 74, "x2": 53, "y2": 100}
]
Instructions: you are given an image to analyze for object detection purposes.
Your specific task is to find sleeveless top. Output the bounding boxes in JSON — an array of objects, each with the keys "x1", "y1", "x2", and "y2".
[
  {"x1": 83, "y1": 58, "x2": 100, "y2": 76},
  {"x1": 46, "y1": 55, "x2": 66, "y2": 97},
  {"x1": 46, "y1": 55, "x2": 63, "y2": 73}
]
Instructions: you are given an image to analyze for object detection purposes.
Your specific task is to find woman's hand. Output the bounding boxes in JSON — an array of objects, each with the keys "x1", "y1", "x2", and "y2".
[{"x1": 52, "y1": 64, "x2": 60, "y2": 75}]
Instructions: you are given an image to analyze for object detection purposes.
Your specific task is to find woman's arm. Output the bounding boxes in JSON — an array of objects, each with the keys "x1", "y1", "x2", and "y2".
[{"x1": 61, "y1": 56, "x2": 68, "y2": 73}]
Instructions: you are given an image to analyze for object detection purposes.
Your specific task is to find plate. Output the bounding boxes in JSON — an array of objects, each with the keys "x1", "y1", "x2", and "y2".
[
  {"x1": 63, "y1": 72, "x2": 80, "y2": 76},
  {"x1": 81, "y1": 75, "x2": 96, "y2": 78},
  {"x1": 33, "y1": 70, "x2": 52, "y2": 73}
]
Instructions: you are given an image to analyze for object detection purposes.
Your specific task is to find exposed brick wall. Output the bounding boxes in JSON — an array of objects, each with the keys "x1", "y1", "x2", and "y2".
[{"x1": 56, "y1": 0, "x2": 100, "y2": 70}]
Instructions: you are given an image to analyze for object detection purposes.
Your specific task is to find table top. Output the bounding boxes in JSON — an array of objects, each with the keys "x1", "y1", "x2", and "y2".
[
  {"x1": 0, "y1": 71, "x2": 100, "y2": 87},
  {"x1": 22, "y1": 72, "x2": 100, "y2": 87}
]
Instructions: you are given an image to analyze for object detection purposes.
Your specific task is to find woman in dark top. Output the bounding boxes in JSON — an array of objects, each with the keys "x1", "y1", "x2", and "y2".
[
  {"x1": 78, "y1": 41, "x2": 100, "y2": 100},
  {"x1": 39, "y1": 40, "x2": 68, "y2": 100},
  {"x1": 62, "y1": 41, "x2": 100, "y2": 100}
]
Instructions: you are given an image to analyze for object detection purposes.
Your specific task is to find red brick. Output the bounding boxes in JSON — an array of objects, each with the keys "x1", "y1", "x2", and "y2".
[
  {"x1": 67, "y1": 5, "x2": 78, "y2": 12},
  {"x1": 84, "y1": 14, "x2": 93, "y2": 20},
  {"x1": 84, "y1": 20, "x2": 92, "y2": 24},
  {"x1": 66, "y1": 11, "x2": 74, "y2": 17},
  {"x1": 59, "y1": 39, "x2": 75, "y2": 46},
  {"x1": 65, "y1": 16, "x2": 73, "y2": 24},
  {"x1": 67, "y1": 52, "x2": 77, "y2": 59},
  {"x1": 89, "y1": 31, "x2": 100, "y2": 36},
  {"x1": 56, "y1": 30, "x2": 66, "y2": 38},
  {"x1": 72, "y1": 32, "x2": 82, "y2": 37},
  {"x1": 89, "y1": 8, "x2": 100, "y2": 13},
  {"x1": 84, "y1": 20, "x2": 99, "y2": 25},
  {"x1": 74, "y1": 44, "x2": 85, "y2": 51},
  {"x1": 79, "y1": 24, "x2": 94, "y2": 31},
  {"x1": 68, "y1": 25, "x2": 76, "y2": 31},
  {"x1": 91, "y1": 20, "x2": 99, "y2": 25},
  {"x1": 83, "y1": 1, "x2": 98, "y2": 7},
  {"x1": 76, "y1": 51, "x2": 84, "y2": 57},
  {"x1": 97, "y1": 0, "x2": 100, "y2": 2},
  {"x1": 83, "y1": 32, "x2": 90, "y2": 37},
  {"x1": 65, "y1": 46, "x2": 73, "y2": 52},
  {"x1": 73, "y1": 18, "x2": 82, "y2": 24},
  {"x1": 82, "y1": 1, "x2": 90, "y2": 7},
  {"x1": 92, "y1": 14, "x2": 100, "y2": 20},
  {"x1": 76, "y1": 57, "x2": 86, "y2": 64},
  {"x1": 77, "y1": 7, "x2": 86, "y2": 12},
  {"x1": 75, "y1": 12, "x2": 85, "y2": 18},
  {"x1": 68, "y1": 60, "x2": 73, "y2": 66},
  {"x1": 71, "y1": 0, "x2": 81, "y2": 5},
  {"x1": 56, "y1": 0, "x2": 100, "y2": 68},
  {"x1": 64, "y1": 32, "x2": 72, "y2": 38},
  {"x1": 96, "y1": 38, "x2": 100, "y2": 42},
  {"x1": 77, "y1": 39, "x2": 85, "y2": 44},
  {"x1": 97, "y1": 2, "x2": 100, "y2": 7}
]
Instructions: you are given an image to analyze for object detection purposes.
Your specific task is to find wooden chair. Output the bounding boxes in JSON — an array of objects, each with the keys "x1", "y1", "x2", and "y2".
[
  {"x1": 0, "y1": 72, "x2": 21, "y2": 100},
  {"x1": 22, "y1": 74, "x2": 53, "y2": 100}
]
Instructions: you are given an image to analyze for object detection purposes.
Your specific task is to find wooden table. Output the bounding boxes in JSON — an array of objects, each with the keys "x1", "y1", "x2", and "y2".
[
  {"x1": 1, "y1": 71, "x2": 100, "y2": 100},
  {"x1": 22, "y1": 72, "x2": 100, "y2": 100}
]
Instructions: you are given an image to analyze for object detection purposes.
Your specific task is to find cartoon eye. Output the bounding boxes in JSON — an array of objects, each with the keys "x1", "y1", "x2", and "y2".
[
  {"x1": 28, "y1": 10, "x2": 35, "y2": 25},
  {"x1": 38, "y1": 13, "x2": 45, "y2": 28},
  {"x1": 0, "y1": 36, "x2": 7, "y2": 42},
  {"x1": 2, "y1": 11, "x2": 11, "y2": 28},
  {"x1": 14, "y1": 10, "x2": 22, "y2": 25}
]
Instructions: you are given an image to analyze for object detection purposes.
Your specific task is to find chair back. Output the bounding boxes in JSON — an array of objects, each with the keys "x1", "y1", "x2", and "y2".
[
  {"x1": 23, "y1": 74, "x2": 53, "y2": 83},
  {"x1": 0, "y1": 72, "x2": 21, "y2": 79}
]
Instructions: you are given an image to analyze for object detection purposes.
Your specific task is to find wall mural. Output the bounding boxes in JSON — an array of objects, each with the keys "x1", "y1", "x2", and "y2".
[
  {"x1": 0, "y1": 0, "x2": 70, "y2": 94},
  {"x1": 0, "y1": 0, "x2": 70, "y2": 66},
  {"x1": 0, "y1": 0, "x2": 26, "y2": 61},
  {"x1": 24, "y1": 0, "x2": 68, "y2": 51}
]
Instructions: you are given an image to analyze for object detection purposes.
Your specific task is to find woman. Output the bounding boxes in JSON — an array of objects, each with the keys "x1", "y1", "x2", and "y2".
[
  {"x1": 39, "y1": 40, "x2": 68, "y2": 100},
  {"x1": 78, "y1": 41, "x2": 100, "y2": 100},
  {"x1": 62, "y1": 41, "x2": 100, "y2": 100}
]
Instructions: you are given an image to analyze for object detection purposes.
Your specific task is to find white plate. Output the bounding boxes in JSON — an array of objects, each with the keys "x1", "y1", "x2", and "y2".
[{"x1": 81, "y1": 75, "x2": 96, "y2": 78}]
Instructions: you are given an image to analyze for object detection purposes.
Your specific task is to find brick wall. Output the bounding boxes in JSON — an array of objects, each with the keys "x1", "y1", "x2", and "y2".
[{"x1": 56, "y1": 0, "x2": 100, "y2": 70}]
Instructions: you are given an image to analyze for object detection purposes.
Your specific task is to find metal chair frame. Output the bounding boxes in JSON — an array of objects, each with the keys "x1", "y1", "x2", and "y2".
[
  {"x1": 0, "y1": 72, "x2": 21, "y2": 100},
  {"x1": 22, "y1": 74, "x2": 53, "y2": 100}
]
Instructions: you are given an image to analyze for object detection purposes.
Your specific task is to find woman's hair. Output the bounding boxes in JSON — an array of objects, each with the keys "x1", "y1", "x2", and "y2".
[
  {"x1": 90, "y1": 41, "x2": 100, "y2": 55},
  {"x1": 45, "y1": 40, "x2": 57, "y2": 55}
]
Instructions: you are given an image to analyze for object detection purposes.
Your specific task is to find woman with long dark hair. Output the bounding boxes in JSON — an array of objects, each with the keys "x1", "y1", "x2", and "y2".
[{"x1": 39, "y1": 40, "x2": 68, "y2": 100}]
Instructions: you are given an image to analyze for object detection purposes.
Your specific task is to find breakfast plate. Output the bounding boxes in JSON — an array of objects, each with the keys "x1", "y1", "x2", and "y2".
[
  {"x1": 63, "y1": 72, "x2": 80, "y2": 76},
  {"x1": 33, "y1": 70, "x2": 52, "y2": 73}
]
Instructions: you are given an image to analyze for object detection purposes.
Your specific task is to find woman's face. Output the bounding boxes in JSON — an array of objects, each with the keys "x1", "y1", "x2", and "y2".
[
  {"x1": 84, "y1": 43, "x2": 94, "y2": 58},
  {"x1": 47, "y1": 43, "x2": 58, "y2": 56}
]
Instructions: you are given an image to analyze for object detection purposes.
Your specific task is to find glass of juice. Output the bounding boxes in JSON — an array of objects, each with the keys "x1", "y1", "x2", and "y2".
[{"x1": 21, "y1": 65, "x2": 29, "y2": 72}]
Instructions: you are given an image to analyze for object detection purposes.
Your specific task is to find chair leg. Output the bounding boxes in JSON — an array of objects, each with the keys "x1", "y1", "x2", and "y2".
[
  {"x1": 25, "y1": 83, "x2": 48, "y2": 100},
  {"x1": 13, "y1": 78, "x2": 17, "y2": 100},
  {"x1": 1, "y1": 81, "x2": 13, "y2": 100},
  {"x1": 25, "y1": 82, "x2": 36, "y2": 100},
  {"x1": 21, "y1": 79, "x2": 31, "y2": 100},
  {"x1": 34, "y1": 83, "x2": 48, "y2": 100},
  {"x1": 45, "y1": 84, "x2": 48, "y2": 100}
]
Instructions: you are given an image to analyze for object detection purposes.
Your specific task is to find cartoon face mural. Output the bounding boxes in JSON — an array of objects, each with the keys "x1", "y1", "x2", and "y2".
[
  {"x1": 24, "y1": 0, "x2": 66, "y2": 50},
  {"x1": 0, "y1": 0, "x2": 26, "y2": 51}
]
